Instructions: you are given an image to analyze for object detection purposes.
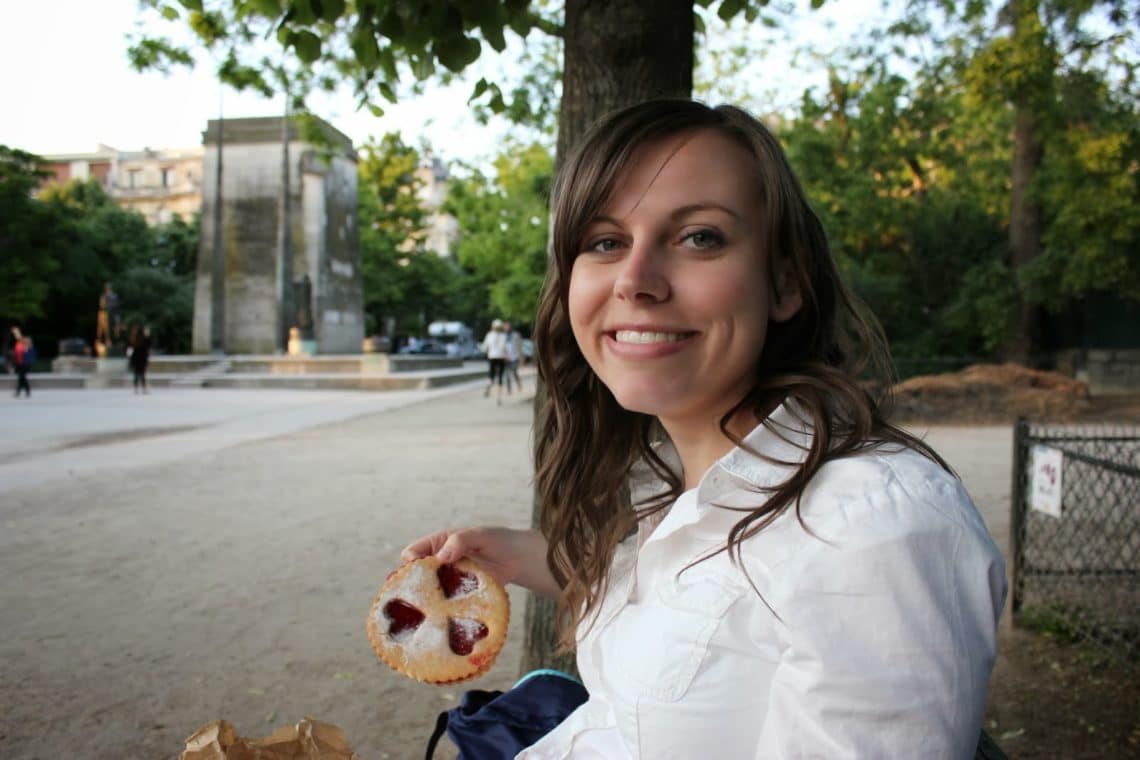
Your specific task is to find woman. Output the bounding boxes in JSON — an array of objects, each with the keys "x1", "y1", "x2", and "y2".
[
  {"x1": 128, "y1": 325, "x2": 151, "y2": 394},
  {"x1": 481, "y1": 319, "x2": 509, "y2": 405},
  {"x1": 405, "y1": 100, "x2": 1005, "y2": 758}
]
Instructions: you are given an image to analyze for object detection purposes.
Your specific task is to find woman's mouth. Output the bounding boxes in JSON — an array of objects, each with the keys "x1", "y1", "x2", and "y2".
[
  {"x1": 612, "y1": 330, "x2": 691, "y2": 344},
  {"x1": 604, "y1": 329, "x2": 697, "y2": 358}
]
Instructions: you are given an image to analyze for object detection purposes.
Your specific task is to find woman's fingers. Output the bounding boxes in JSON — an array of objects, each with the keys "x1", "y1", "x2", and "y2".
[
  {"x1": 436, "y1": 532, "x2": 470, "y2": 564},
  {"x1": 400, "y1": 530, "x2": 451, "y2": 562}
]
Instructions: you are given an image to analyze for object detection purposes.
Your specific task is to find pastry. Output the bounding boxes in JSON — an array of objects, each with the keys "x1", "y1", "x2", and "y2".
[{"x1": 366, "y1": 556, "x2": 510, "y2": 684}]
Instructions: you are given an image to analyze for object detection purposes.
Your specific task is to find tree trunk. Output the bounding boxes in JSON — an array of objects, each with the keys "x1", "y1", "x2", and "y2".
[
  {"x1": 555, "y1": 0, "x2": 694, "y2": 169},
  {"x1": 1007, "y1": 102, "x2": 1046, "y2": 365},
  {"x1": 1004, "y1": 0, "x2": 1048, "y2": 366},
  {"x1": 522, "y1": 0, "x2": 694, "y2": 678}
]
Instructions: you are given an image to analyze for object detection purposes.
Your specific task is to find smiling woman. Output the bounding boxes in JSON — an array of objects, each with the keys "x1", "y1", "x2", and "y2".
[
  {"x1": 402, "y1": 99, "x2": 1006, "y2": 759},
  {"x1": 567, "y1": 129, "x2": 802, "y2": 450}
]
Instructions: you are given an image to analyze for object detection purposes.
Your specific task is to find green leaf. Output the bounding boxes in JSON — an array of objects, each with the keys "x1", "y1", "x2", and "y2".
[
  {"x1": 368, "y1": 103, "x2": 385, "y2": 117},
  {"x1": 409, "y1": 53, "x2": 435, "y2": 80},
  {"x1": 178, "y1": 0, "x2": 203, "y2": 10},
  {"x1": 252, "y1": 0, "x2": 282, "y2": 17},
  {"x1": 161, "y1": 5, "x2": 181, "y2": 21},
  {"x1": 377, "y1": 8, "x2": 404, "y2": 41},
  {"x1": 378, "y1": 48, "x2": 398, "y2": 81},
  {"x1": 718, "y1": 0, "x2": 745, "y2": 22},
  {"x1": 291, "y1": 30, "x2": 322, "y2": 63},
  {"x1": 350, "y1": 25, "x2": 380, "y2": 67},
  {"x1": 288, "y1": 0, "x2": 317, "y2": 25},
  {"x1": 378, "y1": 81, "x2": 397, "y2": 103},
  {"x1": 482, "y1": 21, "x2": 507, "y2": 52},
  {"x1": 435, "y1": 35, "x2": 481, "y2": 73},
  {"x1": 318, "y1": 0, "x2": 345, "y2": 23}
]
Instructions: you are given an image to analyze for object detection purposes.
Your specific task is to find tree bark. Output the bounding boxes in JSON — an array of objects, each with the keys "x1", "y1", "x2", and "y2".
[
  {"x1": 523, "y1": 0, "x2": 694, "y2": 678},
  {"x1": 555, "y1": 0, "x2": 694, "y2": 169},
  {"x1": 1004, "y1": 0, "x2": 1048, "y2": 366},
  {"x1": 1007, "y1": 102, "x2": 1046, "y2": 365}
]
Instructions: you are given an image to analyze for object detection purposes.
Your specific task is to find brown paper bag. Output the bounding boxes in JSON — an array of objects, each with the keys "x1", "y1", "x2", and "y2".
[{"x1": 182, "y1": 717, "x2": 360, "y2": 760}]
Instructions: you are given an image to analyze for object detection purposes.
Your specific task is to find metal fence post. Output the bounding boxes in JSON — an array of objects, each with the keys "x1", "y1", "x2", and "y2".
[{"x1": 1009, "y1": 418, "x2": 1028, "y2": 619}]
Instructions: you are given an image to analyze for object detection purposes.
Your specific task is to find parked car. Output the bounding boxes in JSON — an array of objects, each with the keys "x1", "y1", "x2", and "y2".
[
  {"x1": 58, "y1": 337, "x2": 90, "y2": 357},
  {"x1": 428, "y1": 321, "x2": 484, "y2": 359},
  {"x1": 398, "y1": 340, "x2": 447, "y2": 355}
]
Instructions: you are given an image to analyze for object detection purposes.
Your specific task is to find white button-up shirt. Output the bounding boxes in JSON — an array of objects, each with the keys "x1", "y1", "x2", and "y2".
[{"x1": 519, "y1": 404, "x2": 1006, "y2": 759}]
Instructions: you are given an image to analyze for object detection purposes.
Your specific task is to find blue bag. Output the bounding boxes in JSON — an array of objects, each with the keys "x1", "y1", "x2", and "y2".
[{"x1": 425, "y1": 669, "x2": 588, "y2": 760}]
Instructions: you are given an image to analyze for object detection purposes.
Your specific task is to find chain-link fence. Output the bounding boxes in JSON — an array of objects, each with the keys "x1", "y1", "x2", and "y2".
[{"x1": 1010, "y1": 419, "x2": 1140, "y2": 667}]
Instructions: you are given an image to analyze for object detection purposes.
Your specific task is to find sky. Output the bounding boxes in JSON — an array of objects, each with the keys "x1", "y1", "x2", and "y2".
[{"x1": 0, "y1": 0, "x2": 886, "y2": 164}]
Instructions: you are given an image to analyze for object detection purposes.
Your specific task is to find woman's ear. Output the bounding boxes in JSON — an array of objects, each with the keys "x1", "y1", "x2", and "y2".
[{"x1": 769, "y1": 258, "x2": 803, "y2": 323}]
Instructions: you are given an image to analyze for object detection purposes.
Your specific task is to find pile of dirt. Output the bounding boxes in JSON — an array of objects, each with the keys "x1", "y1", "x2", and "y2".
[{"x1": 892, "y1": 363, "x2": 1092, "y2": 424}]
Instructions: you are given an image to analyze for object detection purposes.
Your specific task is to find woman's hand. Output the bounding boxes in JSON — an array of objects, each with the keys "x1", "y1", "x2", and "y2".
[{"x1": 401, "y1": 527, "x2": 561, "y2": 599}]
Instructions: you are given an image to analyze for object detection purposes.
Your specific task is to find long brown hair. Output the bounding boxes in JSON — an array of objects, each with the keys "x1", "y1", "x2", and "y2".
[{"x1": 533, "y1": 99, "x2": 948, "y2": 649}]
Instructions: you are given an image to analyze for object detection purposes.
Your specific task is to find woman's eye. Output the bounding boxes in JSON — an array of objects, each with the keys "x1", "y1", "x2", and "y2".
[
  {"x1": 682, "y1": 229, "x2": 724, "y2": 249},
  {"x1": 586, "y1": 237, "x2": 623, "y2": 254}
]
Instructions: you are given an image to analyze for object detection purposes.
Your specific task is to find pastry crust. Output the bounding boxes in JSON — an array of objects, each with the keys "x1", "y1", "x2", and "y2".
[{"x1": 366, "y1": 556, "x2": 510, "y2": 684}]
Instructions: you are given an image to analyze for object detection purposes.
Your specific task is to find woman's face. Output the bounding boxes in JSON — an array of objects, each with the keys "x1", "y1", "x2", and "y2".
[{"x1": 567, "y1": 129, "x2": 801, "y2": 429}]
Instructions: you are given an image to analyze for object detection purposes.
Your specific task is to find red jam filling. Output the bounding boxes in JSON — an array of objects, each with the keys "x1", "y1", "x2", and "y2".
[
  {"x1": 438, "y1": 564, "x2": 480, "y2": 599},
  {"x1": 383, "y1": 599, "x2": 425, "y2": 637},
  {"x1": 448, "y1": 618, "x2": 489, "y2": 655}
]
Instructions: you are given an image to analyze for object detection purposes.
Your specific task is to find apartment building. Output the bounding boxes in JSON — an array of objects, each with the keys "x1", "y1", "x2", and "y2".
[{"x1": 40, "y1": 145, "x2": 204, "y2": 225}]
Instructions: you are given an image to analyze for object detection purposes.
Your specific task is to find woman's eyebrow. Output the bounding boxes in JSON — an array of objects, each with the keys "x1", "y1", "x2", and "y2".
[
  {"x1": 586, "y1": 214, "x2": 623, "y2": 228},
  {"x1": 588, "y1": 203, "x2": 743, "y2": 228},
  {"x1": 670, "y1": 202, "x2": 744, "y2": 221}
]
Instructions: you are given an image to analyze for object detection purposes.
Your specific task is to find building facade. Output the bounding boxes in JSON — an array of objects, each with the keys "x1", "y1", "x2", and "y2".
[
  {"x1": 416, "y1": 155, "x2": 460, "y2": 259},
  {"x1": 41, "y1": 145, "x2": 203, "y2": 225}
]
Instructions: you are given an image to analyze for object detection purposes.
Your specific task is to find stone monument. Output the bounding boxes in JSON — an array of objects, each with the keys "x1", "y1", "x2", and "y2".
[
  {"x1": 94, "y1": 281, "x2": 121, "y2": 358},
  {"x1": 191, "y1": 116, "x2": 363, "y2": 355}
]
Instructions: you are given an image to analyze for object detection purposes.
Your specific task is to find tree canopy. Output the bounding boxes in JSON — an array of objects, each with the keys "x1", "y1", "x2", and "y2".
[
  {"x1": 0, "y1": 156, "x2": 198, "y2": 356},
  {"x1": 445, "y1": 142, "x2": 552, "y2": 325}
]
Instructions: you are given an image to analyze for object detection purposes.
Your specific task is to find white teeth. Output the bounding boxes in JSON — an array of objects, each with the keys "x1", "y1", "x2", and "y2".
[{"x1": 613, "y1": 330, "x2": 686, "y2": 344}]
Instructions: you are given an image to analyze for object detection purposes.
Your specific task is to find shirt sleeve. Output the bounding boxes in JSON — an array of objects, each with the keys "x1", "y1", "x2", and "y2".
[{"x1": 752, "y1": 495, "x2": 1006, "y2": 760}]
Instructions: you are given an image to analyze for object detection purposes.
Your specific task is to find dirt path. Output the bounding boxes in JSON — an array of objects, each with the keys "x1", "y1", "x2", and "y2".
[{"x1": 0, "y1": 387, "x2": 536, "y2": 759}]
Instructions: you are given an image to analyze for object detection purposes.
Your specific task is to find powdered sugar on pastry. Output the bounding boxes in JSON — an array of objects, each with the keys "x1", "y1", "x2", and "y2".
[{"x1": 366, "y1": 556, "x2": 510, "y2": 683}]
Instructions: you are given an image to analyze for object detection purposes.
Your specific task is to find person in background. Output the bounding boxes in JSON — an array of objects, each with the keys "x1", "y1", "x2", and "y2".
[
  {"x1": 481, "y1": 319, "x2": 509, "y2": 405},
  {"x1": 402, "y1": 99, "x2": 1005, "y2": 758},
  {"x1": 503, "y1": 321, "x2": 524, "y2": 394},
  {"x1": 14, "y1": 334, "x2": 35, "y2": 398},
  {"x1": 128, "y1": 325, "x2": 152, "y2": 395},
  {"x1": 4, "y1": 326, "x2": 21, "y2": 375}
]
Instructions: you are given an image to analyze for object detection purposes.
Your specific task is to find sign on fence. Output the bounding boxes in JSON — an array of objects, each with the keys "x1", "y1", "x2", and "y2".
[{"x1": 1029, "y1": 445, "x2": 1064, "y2": 517}]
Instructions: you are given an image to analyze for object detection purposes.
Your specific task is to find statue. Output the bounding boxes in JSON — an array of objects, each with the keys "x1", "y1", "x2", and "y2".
[
  {"x1": 293, "y1": 274, "x2": 314, "y2": 339},
  {"x1": 94, "y1": 282, "x2": 121, "y2": 358}
]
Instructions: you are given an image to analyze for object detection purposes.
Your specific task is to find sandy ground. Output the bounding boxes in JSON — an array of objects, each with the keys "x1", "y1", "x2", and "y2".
[
  {"x1": 0, "y1": 386, "x2": 1019, "y2": 759},
  {"x1": 1, "y1": 384, "x2": 537, "y2": 759}
]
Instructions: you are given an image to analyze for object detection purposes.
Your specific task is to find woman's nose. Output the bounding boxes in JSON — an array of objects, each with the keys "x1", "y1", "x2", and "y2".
[{"x1": 614, "y1": 243, "x2": 669, "y2": 303}]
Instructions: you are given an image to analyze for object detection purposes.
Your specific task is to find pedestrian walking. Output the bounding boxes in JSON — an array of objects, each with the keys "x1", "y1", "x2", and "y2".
[
  {"x1": 481, "y1": 319, "x2": 509, "y2": 405},
  {"x1": 128, "y1": 325, "x2": 151, "y2": 394},
  {"x1": 14, "y1": 334, "x2": 35, "y2": 398},
  {"x1": 4, "y1": 326, "x2": 21, "y2": 375}
]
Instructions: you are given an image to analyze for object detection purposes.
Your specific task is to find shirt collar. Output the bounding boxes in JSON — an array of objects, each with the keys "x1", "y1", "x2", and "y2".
[{"x1": 629, "y1": 402, "x2": 815, "y2": 514}]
